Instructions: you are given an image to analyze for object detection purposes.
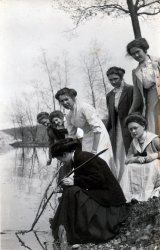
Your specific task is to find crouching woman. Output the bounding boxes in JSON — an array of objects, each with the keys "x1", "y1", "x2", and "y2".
[{"x1": 50, "y1": 138, "x2": 127, "y2": 244}]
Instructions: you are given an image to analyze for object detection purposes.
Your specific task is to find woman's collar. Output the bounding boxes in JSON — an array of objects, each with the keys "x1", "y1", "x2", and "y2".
[
  {"x1": 138, "y1": 131, "x2": 147, "y2": 144},
  {"x1": 139, "y1": 54, "x2": 151, "y2": 67},
  {"x1": 71, "y1": 151, "x2": 75, "y2": 161}
]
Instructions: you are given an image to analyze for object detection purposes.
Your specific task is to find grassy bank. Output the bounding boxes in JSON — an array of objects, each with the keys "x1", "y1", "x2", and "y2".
[{"x1": 55, "y1": 197, "x2": 160, "y2": 250}]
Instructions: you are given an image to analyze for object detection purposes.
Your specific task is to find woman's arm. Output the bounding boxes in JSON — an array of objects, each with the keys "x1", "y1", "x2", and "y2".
[
  {"x1": 154, "y1": 137, "x2": 160, "y2": 155},
  {"x1": 81, "y1": 103, "x2": 103, "y2": 153},
  {"x1": 125, "y1": 142, "x2": 135, "y2": 164},
  {"x1": 129, "y1": 70, "x2": 144, "y2": 114},
  {"x1": 125, "y1": 142, "x2": 146, "y2": 164},
  {"x1": 66, "y1": 113, "x2": 77, "y2": 138},
  {"x1": 125, "y1": 156, "x2": 146, "y2": 164},
  {"x1": 156, "y1": 58, "x2": 160, "y2": 99},
  {"x1": 106, "y1": 94, "x2": 112, "y2": 131},
  {"x1": 144, "y1": 137, "x2": 160, "y2": 162},
  {"x1": 91, "y1": 132, "x2": 101, "y2": 154}
]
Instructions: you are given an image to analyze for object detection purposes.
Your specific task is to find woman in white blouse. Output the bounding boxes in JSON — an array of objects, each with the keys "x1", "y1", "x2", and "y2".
[
  {"x1": 55, "y1": 87, "x2": 117, "y2": 178},
  {"x1": 127, "y1": 37, "x2": 160, "y2": 135},
  {"x1": 120, "y1": 113, "x2": 160, "y2": 202}
]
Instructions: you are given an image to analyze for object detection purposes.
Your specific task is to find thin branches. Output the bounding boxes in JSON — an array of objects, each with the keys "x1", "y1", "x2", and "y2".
[
  {"x1": 138, "y1": 9, "x2": 160, "y2": 15},
  {"x1": 53, "y1": 0, "x2": 160, "y2": 38},
  {"x1": 75, "y1": 3, "x2": 129, "y2": 26}
]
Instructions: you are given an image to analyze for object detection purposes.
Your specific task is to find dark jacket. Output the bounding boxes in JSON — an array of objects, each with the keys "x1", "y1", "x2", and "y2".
[
  {"x1": 47, "y1": 126, "x2": 68, "y2": 160},
  {"x1": 106, "y1": 83, "x2": 133, "y2": 154},
  {"x1": 73, "y1": 150, "x2": 126, "y2": 206},
  {"x1": 47, "y1": 126, "x2": 67, "y2": 146}
]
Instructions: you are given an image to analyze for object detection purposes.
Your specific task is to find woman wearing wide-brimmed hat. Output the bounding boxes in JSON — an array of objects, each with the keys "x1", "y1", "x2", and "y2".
[{"x1": 50, "y1": 138, "x2": 127, "y2": 244}]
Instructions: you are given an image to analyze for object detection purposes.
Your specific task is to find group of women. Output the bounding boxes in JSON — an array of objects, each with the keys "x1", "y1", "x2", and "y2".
[{"x1": 38, "y1": 37, "x2": 160, "y2": 245}]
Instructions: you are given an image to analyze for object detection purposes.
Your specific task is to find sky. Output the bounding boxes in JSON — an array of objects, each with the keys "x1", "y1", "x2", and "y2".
[{"x1": 0, "y1": 0, "x2": 160, "y2": 130}]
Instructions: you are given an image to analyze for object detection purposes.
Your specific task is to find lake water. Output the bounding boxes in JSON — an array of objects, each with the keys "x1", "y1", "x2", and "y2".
[{"x1": 0, "y1": 138, "x2": 61, "y2": 250}]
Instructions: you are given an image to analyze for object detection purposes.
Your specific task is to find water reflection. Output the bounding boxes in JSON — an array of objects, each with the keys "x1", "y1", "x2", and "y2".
[{"x1": 0, "y1": 146, "x2": 60, "y2": 250}]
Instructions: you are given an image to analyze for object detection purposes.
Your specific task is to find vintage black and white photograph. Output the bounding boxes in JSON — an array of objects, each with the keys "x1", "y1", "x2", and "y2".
[{"x1": 0, "y1": 0, "x2": 160, "y2": 249}]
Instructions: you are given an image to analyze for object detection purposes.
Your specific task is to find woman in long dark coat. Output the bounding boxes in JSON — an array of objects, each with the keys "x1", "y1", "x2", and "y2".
[
  {"x1": 106, "y1": 67, "x2": 133, "y2": 181},
  {"x1": 50, "y1": 138, "x2": 127, "y2": 244}
]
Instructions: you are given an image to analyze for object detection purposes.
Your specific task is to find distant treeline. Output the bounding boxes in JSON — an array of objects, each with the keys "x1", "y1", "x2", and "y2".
[
  {"x1": 2, "y1": 119, "x2": 108, "y2": 146},
  {"x1": 2, "y1": 125, "x2": 48, "y2": 144}
]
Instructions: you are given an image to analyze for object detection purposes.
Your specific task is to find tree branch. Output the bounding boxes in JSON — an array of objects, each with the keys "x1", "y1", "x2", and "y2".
[
  {"x1": 75, "y1": 3, "x2": 129, "y2": 26},
  {"x1": 138, "y1": 10, "x2": 160, "y2": 15},
  {"x1": 135, "y1": 0, "x2": 140, "y2": 8},
  {"x1": 137, "y1": 0, "x2": 160, "y2": 11}
]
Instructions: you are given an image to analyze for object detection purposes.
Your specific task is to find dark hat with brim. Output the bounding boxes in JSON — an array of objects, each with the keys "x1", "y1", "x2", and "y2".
[{"x1": 51, "y1": 138, "x2": 81, "y2": 158}]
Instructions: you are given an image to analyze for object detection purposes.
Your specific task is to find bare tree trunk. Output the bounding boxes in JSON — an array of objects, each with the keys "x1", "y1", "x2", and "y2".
[
  {"x1": 26, "y1": 108, "x2": 38, "y2": 142},
  {"x1": 11, "y1": 116, "x2": 17, "y2": 140},
  {"x1": 87, "y1": 68, "x2": 96, "y2": 108},
  {"x1": 42, "y1": 51, "x2": 56, "y2": 110},
  {"x1": 64, "y1": 58, "x2": 69, "y2": 87},
  {"x1": 94, "y1": 52, "x2": 108, "y2": 107},
  {"x1": 127, "y1": 0, "x2": 142, "y2": 38},
  {"x1": 19, "y1": 121, "x2": 25, "y2": 142},
  {"x1": 91, "y1": 86, "x2": 96, "y2": 108}
]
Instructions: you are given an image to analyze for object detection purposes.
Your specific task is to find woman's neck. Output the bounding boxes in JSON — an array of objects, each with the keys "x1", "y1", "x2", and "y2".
[
  {"x1": 139, "y1": 54, "x2": 149, "y2": 65},
  {"x1": 115, "y1": 80, "x2": 124, "y2": 90},
  {"x1": 138, "y1": 131, "x2": 147, "y2": 143},
  {"x1": 70, "y1": 99, "x2": 76, "y2": 111}
]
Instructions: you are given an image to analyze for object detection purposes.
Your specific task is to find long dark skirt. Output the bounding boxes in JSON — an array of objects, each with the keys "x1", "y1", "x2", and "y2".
[{"x1": 50, "y1": 186, "x2": 127, "y2": 244}]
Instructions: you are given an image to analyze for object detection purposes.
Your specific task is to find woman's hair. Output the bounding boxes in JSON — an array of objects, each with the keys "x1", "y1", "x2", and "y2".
[
  {"x1": 37, "y1": 112, "x2": 49, "y2": 123},
  {"x1": 55, "y1": 87, "x2": 77, "y2": 101},
  {"x1": 51, "y1": 138, "x2": 81, "y2": 158},
  {"x1": 106, "y1": 67, "x2": 125, "y2": 80},
  {"x1": 127, "y1": 38, "x2": 149, "y2": 55},
  {"x1": 49, "y1": 110, "x2": 64, "y2": 122},
  {"x1": 125, "y1": 112, "x2": 148, "y2": 129}
]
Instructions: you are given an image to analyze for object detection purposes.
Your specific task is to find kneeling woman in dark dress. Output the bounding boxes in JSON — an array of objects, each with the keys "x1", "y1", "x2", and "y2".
[{"x1": 50, "y1": 138, "x2": 127, "y2": 244}]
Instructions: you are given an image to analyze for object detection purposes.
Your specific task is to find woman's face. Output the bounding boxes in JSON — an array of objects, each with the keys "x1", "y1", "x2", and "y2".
[
  {"x1": 57, "y1": 152, "x2": 72, "y2": 163},
  {"x1": 51, "y1": 117, "x2": 63, "y2": 127},
  {"x1": 128, "y1": 122, "x2": 145, "y2": 139},
  {"x1": 108, "y1": 74, "x2": 122, "y2": 88},
  {"x1": 58, "y1": 95, "x2": 75, "y2": 110},
  {"x1": 129, "y1": 47, "x2": 147, "y2": 63},
  {"x1": 39, "y1": 118, "x2": 50, "y2": 127}
]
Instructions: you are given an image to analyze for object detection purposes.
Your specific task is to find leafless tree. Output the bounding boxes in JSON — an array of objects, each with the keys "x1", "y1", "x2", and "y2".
[
  {"x1": 36, "y1": 50, "x2": 71, "y2": 111},
  {"x1": 80, "y1": 41, "x2": 112, "y2": 109},
  {"x1": 23, "y1": 93, "x2": 39, "y2": 142},
  {"x1": 53, "y1": 0, "x2": 160, "y2": 38},
  {"x1": 80, "y1": 53, "x2": 97, "y2": 108},
  {"x1": 11, "y1": 99, "x2": 27, "y2": 142},
  {"x1": 41, "y1": 50, "x2": 56, "y2": 110},
  {"x1": 10, "y1": 113, "x2": 18, "y2": 140}
]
